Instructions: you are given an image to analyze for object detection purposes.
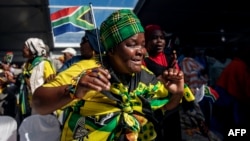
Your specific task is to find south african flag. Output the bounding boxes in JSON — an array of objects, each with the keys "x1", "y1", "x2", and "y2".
[{"x1": 50, "y1": 6, "x2": 95, "y2": 36}]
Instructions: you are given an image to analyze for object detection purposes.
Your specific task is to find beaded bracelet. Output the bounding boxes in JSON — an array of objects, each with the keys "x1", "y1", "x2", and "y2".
[
  {"x1": 67, "y1": 85, "x2": 77, "y2": 99},
  {"x1": 67, "y1": 70, "x2": 87, "y2": 99}
]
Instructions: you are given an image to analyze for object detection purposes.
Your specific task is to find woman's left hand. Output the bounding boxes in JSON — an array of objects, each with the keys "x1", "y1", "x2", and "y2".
[{"x1": 158, "y1": 68, "x2": 184, "y2": 95}]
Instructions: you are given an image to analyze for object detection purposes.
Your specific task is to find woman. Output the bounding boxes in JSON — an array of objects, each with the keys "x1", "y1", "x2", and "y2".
[
  {"x1": 213, "y1": 43, "x2": 250, "y2": 140},
  {"x1": 18, "y1": 38, "x2": 56, "y2": 119},
  {"x1": 143, "y1": 24, "x2": 179, "y2": 77},
  {"x1": 143, "y1": 24, "x2": 182, "y2": 141},
  {"x1": 33, "y1": 9, "x2": 189, "y2": 141},
  {"x1": 57, "y1": 29, "x2": 104, "y2": 73}
]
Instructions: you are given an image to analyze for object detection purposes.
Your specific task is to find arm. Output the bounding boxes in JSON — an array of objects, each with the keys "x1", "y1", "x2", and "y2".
[
  {"x1": 32, "y1": 85, "x2": 72, "y2": 115},
  {"x1": 32, "y1": 67, "x2": 111, "y2": 115}
]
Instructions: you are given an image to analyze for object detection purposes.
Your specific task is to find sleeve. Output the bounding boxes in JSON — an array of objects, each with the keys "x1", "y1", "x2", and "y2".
[
  {"x1": 43, "y1": 60, "x2": 56, "y2": 79},
  {"x1": 44, "y1": 59, "x2": 99, "y2": 87}
]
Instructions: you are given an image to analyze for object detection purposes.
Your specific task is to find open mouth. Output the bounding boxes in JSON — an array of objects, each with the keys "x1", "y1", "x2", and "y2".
[
  {"x1": 156, "y1": 45, "x2": 164, "y2": 49},
  {"x1": 131, "y1": 58, "x2": 142, "y2": 65}
]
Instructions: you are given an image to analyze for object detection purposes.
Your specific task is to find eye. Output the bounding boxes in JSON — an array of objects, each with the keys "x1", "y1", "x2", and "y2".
[
  {"x1": 126, "y1": 42, "x2": 136, "y2": 47},
  {"x1": 151, "y1": 35, "x2": 165, "y2": 40}
]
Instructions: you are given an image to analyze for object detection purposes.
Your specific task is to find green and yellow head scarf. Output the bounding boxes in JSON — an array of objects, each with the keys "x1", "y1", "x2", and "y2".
[{"x1": 100, "y1": 9, "x2": 144, "y2": 51}]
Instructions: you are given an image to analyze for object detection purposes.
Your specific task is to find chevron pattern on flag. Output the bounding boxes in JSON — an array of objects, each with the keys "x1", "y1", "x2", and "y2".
[
  {"x1": 51, "y1": 6, "x2": 95, "y2": 36},
  {"x1": 204, "y1": 85, "x2": 219, "y2": 103}
]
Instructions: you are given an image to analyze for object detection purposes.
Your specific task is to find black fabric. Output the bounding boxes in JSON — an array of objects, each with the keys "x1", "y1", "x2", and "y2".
[
  {"x1": 0, "y1": 92, "x2": 17, "y2": 118},
  {"x1": 155, "y1": 104, "x2": 182, "y2": 141},
  {"x1": 144, "y1": 55, "x2": 182, "y2": 140},
  {"x1": 144, "y1": 57, "x2": 167, "y2": 76}
]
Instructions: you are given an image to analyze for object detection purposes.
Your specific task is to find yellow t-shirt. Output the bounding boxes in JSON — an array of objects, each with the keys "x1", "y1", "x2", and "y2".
[
  {"x1": 43, "y1": 60, "x2": 56, "y2": 79},
  {"x1": 44, "y1": 59, "x2": 99, "y2": 87}
]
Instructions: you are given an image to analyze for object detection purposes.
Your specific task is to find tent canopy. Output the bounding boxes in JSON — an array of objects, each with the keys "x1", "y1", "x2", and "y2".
[
  {"x1": 134, "y1": 0, "x2": 250, "y2": 48},
  {"x1": 0, "y1": 0, "x2": 53, "y2": 65}
]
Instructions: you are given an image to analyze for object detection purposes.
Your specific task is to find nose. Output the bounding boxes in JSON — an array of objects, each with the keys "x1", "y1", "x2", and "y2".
[
  {"x1": 135, "y1": 47, "x2": 146, "y2": 56},
  {"x1": 155, "y1": 35, "x2": 165, "y2": 41}
]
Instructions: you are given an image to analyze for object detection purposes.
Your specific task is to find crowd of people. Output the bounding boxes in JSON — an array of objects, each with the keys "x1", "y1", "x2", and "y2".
[{"x1": 0, "y1": 9, "x2": 249, "y2": 141}]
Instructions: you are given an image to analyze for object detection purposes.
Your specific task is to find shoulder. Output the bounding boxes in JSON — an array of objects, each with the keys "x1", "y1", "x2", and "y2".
[
  {"x1": 42, "y1": 59, "x2": 54, "y2": 68},
  {"x1": 67, "y1": 56, "x2": 83, "y2": 63},
  {"x1": 139, "y1": 66, "x2": 158, "y2": 84},
  {"x1": 141, "y1": 65, "x2": 154, "y2": 75},
  {"x1": 59, "y1": 59, "x2": 99, "y2": 76},
  {"x1": 45, "y1": 59, "x2": 99, "y2": 86}
]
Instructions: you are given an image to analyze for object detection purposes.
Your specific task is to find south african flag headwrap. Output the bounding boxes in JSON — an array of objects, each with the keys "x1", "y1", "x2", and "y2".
[{"x1": 100, "y1": 9, "x2": 144, "y2": 51}]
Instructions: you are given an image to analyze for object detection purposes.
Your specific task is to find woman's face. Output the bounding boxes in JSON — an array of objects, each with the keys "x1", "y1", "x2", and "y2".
[
  {"x1": 80, "y1": 37, "x2": 94, "y2": 59},
  {"x1": 22, "y1": 45, "x2": 32, "y2": 58},
  {"x1": 146, "y1": 30, "x2": 166, "y2": 55},
  {"x1": 108, "y1": 33, "x2": 145, "y2": 74}
]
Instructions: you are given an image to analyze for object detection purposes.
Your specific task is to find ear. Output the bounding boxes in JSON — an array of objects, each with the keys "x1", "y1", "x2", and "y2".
[
  {"x1": 107, "y1": 46, "x2": 116, "y2": 55},
  {"x1": 107, "y1": 50, "x2": 114, "y2": 56}
]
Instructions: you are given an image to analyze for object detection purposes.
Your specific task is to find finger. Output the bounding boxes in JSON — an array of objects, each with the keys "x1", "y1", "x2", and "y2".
[
  {"x1": 87, "y1": 68, "x2": 111, "y2": 84},
  {"x1": 82, "y1": 77, "x2": 109, "y2": 91},
  {"x1": 167, "y1": 68, "x2": 174, "y2": 75},
  {"x1": 77, "y1": 77, "x2": 103, "y2": 92},
  {"x1": 177, "y1": 70, "x2": 184, "y2": 79},
  {"x1": 163, "y1": 69, "x2": 182, "y2": 81},
  {"x1": 79, "y1": 70, "x2": 110, "y2": 91},
  {"x1": 91, "y1": 75, "x2": 110, "y2": 90},
  {"x1": 87, "y1": 67, "x2": 111, "y2": 79},
  {"x1": 172, "y1": 68, "x2": 179, "y2": 75},
  {"x1": 96, "y1": 68, "x2": 111, "y2": 79}
]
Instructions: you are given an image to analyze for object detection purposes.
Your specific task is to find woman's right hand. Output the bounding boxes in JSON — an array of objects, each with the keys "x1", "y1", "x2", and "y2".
[{"x1": 74, "y1": 67, "x2": 111, "y2": 98}]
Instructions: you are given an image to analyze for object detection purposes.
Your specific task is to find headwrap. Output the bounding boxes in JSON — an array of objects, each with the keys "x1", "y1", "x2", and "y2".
[
  {"x1": 144, "y1": 24, "x2": 162, "y2": 41},
  {"x1": 25, "y1": 38, "x2": 46, "y2": 57},
  {"x1": 100, "y1": 9, "x2": 144, "y2": 51},
  {"x1": 83, "y1": 29, "x2": 104, "y2": 53}
]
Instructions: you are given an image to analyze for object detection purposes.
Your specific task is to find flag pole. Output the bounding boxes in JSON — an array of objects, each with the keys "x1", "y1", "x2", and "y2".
[{"x1": 89, "y1": 3, "x2": 103, "y2": 65}]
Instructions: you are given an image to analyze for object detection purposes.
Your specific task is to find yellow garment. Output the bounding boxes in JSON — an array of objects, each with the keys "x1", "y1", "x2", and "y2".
[
  {"x1": 43, "y1": 60, "x2": 56, "y2": 79},
  {"x1": 44, "y1": 59, "x2": 98, "y2": 87},
  {"x1": 43, "y1": 59, "x2": 194, "y2": 141}
]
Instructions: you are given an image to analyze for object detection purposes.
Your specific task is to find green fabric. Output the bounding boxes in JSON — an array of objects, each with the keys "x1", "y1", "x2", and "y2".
[
  {"x1": 100, "y1": 9, "x2": 144, "y2": 51},
  {"x1": 57, "y1": 62, "x2": 195, "y2": 140},
  {"x1": 19, "y1": 56, "x2": 44, "y2": 115},
  {"x1": 61, "y1": 67, "x2": 169, "y2": 141}
]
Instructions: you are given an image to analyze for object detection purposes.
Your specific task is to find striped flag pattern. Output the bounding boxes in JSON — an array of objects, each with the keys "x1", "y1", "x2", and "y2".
[
  {"x1": 51, "y1": 6, "x2": 95, "y2": 36},
  {"x1": 204, "y1": 85, "x2": 219, "y2": 103}
]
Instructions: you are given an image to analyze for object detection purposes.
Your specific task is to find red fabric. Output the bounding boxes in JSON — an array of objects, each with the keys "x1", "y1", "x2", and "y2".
[
  {"x1": 216, "y1": 58, "x2": 250, "y2": 101},
  {"x1": 50, "y1": 6, "x2": 79, "y2": 21},
  {"x1": 145, "y1": 52, "x2": 180, "y2": 70},
  {"x1": 205, "y1": 86, "x2": 219, "y2": 102},
  {"x1": 148, "y1": 52, "x2": 168, "y2": 66},
  {"x1": 145, "y1": 24, "x2": 162, "y2": 40}
]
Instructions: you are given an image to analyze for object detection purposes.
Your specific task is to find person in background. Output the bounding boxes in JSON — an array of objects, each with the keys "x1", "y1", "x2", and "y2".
[
  {"x1": 57, "y1": 29, "x2": 104, "y2": 73},
  {"x1": 206, "y1": 48, "x2": 231, "y2": 87},
  {"x1": 0, "y1": 73, "x2": 17, "y2": 118},
  {"x1": 14, "y1": 38, "x2": 56, "y2": 121},
  {"x1": 212, "y1": 40, "x2": 250, "y2": 140},
  {"x1": 32, "y1": 9, "x2": 189, "y2": 141},
  {"x1": 55, "y1": 29, "x2": 104, "y2": 123},
  {"x1": 143, "y1": 24, "x2": 179, "y2": 77},
  {"x1": 61, "y1": 47, "x2": 77, "y2": 63},
  {"x1": 44, "y1": 44, "x2": 63, "y2": 72},
  {"x1": 143, "y1": 24, "x2": 182, "y2": 141},
  {"x1": 179, "y1": 46, "x2": 208, "y2": 90}
]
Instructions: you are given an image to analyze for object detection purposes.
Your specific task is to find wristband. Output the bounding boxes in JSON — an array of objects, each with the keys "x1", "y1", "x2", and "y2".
[
  {"x1": 67, "y1": 70, "x2": 87, "y2": 99},
  {"x1": 68, "y1": 85, "x2": 77, "y2": 99}
]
